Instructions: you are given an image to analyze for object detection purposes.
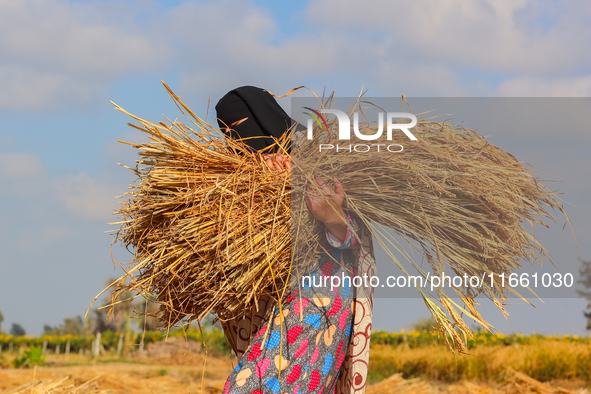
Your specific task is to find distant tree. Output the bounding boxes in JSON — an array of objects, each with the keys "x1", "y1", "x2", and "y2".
[
  {"x1": 89, "y1": 308, "x2": 117, "y2": 334},
  {"x1": 201, "y1": 313, "x2": 223, "y2": 332},
  {"x1": 577, "y1": 259, "x2": 591, "y2": 331},
  {"x1": 408, "y1": 317, "x2": 437, "y2": 332},
  {"x1": 101, "y1": 277, "x2": 135, "y2": 334},
  {"x1": 62, "y1": 316, "x2": 86, "y2": 335},
  {"x1": 10, "y1": 323, "x2": 26, "y2": 336},
  {"x1": 0, "y1": 308, "x2": 4, "y2": 334},
  {"x1": 43, "y1": 316, "x2": 86, "y2": 336}
]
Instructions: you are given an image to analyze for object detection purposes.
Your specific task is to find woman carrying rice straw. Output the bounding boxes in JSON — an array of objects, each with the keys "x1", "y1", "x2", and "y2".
[{"x1": 216, "y1": 86, "x2": 377, "y2": 394}]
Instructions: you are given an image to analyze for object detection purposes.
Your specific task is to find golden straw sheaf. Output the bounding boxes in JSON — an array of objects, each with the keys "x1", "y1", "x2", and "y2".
[{"x1": 99, "y1": 83, "x2": 572, "y2": 353}]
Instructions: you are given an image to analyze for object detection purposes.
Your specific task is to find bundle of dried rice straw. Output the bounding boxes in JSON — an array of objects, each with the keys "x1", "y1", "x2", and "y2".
[{"x1": 100, "y1": 83, "x2": 570, "y2": 352}]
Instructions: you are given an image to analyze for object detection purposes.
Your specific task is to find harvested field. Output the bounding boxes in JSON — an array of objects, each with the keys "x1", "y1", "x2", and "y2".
[
  {"x1": 1, "y1": 352, "x2": 589, "y2": 394},
  {"x1": 0, "y1": 354, "x2": 234, "y2": 394}
]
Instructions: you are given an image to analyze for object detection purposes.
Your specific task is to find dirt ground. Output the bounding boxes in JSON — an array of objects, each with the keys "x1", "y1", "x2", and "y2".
[
  {"x1": 0, "y1": 353, "x2": 234, "y2": 394},
  {"x1": 1, "y1": 353, "x2": 589, "y2": 394}
]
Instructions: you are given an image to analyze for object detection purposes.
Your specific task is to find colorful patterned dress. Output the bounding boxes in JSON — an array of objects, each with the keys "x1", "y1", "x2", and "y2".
[{"x1": 221, "y1": 213, "x2": 376, "y2": 394}]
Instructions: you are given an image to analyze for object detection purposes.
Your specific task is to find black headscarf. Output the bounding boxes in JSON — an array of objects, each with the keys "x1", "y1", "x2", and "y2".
[{"x1": 215, "y1": 86, "x2": 302, "y2": 153}]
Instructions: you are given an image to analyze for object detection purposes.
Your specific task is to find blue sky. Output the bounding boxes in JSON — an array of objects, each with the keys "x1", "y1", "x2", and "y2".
[{"x1": 0, "y1": 0, "x2": 590, "y2": 336}]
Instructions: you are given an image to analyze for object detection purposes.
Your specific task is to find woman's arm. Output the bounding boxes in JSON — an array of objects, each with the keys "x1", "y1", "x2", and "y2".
[
  {"x1": 324, "y1": 210, "x2": 362, "y2": 250},
  {"x1": 304, "y1": 176, "x2": 350, "y2": 242}
]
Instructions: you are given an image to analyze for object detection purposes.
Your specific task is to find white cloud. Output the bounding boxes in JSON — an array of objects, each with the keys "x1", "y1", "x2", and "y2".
[
  {"x1": 161, "y1": 1, "x2": 455, "y2": 99},
  {"x1": 0, "y1": 152, "x2": 45, "y2": 179},
  {"x1": 306, "y1": 0, "x2": 591, "y2": 76},
  {"x1": 1, "y1": 0, "x2": 590, "y2": 109},
  {"x1": 163, "y1": 0, "x2": 298, "y2": 97},
  {"x1": 498, "y1": 76, "x2": 591, "y2": 96},
  {"x1": 58, "y1": 173, "x2": 121, "y2": 221},
  {"x1": 0, "y1": 0, "x2": 166, "y2": 110},
  {"x1": 162, "y1": 0, "x2": 591, "y2": 99},
  {"x1": 16, "y1": 225, "x2": 69, "y2": 251},
  {"x1": 0, "y1": 150, "x2": 121, "y2": 221}
]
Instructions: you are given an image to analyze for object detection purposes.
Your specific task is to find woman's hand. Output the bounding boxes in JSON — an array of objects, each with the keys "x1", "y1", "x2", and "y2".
[
  {"x1": 304, "y1": 176, "x2": 348, "y2": 241},
  {"x1": 262, "y1": 153, "x2": 291, "y2": 172}
]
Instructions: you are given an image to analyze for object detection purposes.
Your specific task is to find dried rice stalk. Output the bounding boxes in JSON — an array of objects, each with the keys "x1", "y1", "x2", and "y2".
[
  {"x1": 291, "y1": 93, "x2": 571, "y2": 352},
  {"x1": 365, "y1": 373, "x2": 435, "y2": 394},
  {"x1": 103, "y1": 86, "x2": 292, "y2": 326},
  {"x1": 366, "y1": 369, "x2": 578, "y2": 394},
  {"x1": 446, "y1": 368, "x2": 577, "y2": 393},
  {"x1": 6, "y1": 376, "x2": 105, "y2": 394},
  {"x1": 98, "y1": 83, "x2": 571, "y2": 353}
]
